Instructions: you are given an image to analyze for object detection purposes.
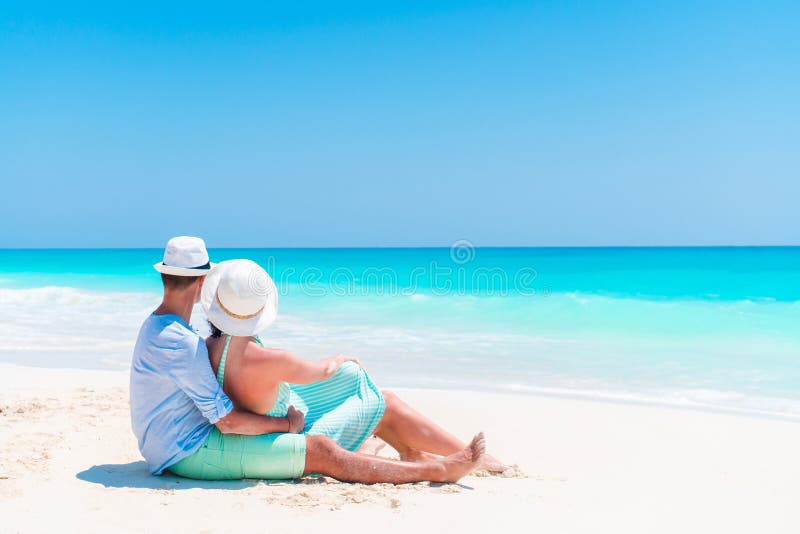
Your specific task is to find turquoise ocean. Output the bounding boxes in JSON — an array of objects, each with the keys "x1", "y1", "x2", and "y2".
[{"x1": 1, "y1": 247, "x2": 799, "y2": 420}]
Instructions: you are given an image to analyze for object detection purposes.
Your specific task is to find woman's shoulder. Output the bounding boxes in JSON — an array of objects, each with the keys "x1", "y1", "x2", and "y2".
[
  {"x1": 243, "y1": 340, "x2": 290, "y2": 365},
  {"x1": 239, "y1": 341, "x2": 295, "y2": 384}
]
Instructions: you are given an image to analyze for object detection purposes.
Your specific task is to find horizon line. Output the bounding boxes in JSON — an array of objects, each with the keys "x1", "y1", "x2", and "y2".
[{"x1": 2, "y1": 244, "x2": 800, "y2": 251}]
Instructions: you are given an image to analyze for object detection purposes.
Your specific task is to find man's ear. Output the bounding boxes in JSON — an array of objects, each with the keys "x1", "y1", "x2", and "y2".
[{"x1": 195, "y1": 276, "x2": 206, "y2": 301}]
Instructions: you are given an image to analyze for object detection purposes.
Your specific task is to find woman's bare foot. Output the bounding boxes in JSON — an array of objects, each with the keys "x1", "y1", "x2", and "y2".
[
  {"x1": 482, "y1": 454, "x2": 509, "y2": 473},
  {"x1": 357, "y1": 436, "x2": 387, "y2": 456},
  {"x1": 437, "y1": 432, "x2": 487, "y2": 483},
  {"x1": 400, "y1": 448, "x2": 441, "y2": 463}
]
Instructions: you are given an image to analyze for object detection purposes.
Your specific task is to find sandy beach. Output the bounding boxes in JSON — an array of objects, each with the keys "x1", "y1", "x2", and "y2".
[{"x1": 1, "y1": 363, "x2": 798, "y2": 534}]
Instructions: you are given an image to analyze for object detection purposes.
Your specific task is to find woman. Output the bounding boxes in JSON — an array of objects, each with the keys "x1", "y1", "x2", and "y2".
[{"x1": 197, "y1": 259, "x2": 504, "y2": 475}]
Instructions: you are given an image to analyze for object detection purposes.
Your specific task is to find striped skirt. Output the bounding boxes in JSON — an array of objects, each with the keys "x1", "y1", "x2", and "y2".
[{"x1": 265, "y1": 361, "x2": 386, "y2": 451}]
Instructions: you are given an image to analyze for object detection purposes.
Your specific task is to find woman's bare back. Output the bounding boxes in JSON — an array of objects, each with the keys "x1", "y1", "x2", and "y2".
[{"x1": 206, "y1": 335, "x2": 282, "y2": 415}]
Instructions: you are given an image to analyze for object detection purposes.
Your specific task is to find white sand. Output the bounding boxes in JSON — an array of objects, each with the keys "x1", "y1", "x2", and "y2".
[{"x1": 1, "y1": 363, "x2": 799, "y2": 533}]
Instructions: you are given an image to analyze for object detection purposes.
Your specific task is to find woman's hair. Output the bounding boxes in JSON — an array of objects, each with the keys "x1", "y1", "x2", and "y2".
[{"x1": 208, "y1": 321, "x2": 223, "y2": 338}]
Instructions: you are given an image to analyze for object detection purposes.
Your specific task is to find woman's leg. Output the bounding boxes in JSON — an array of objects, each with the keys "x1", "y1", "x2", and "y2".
[
  {"x1": 374, "y1": 390, "x2": 506, "y2": 471},
  {"x1": 374, "y1": 390, "x2": 469, "y2": 456},
  {"x1": 304, "y1": 433, "x2": 486, "y2": 484}
]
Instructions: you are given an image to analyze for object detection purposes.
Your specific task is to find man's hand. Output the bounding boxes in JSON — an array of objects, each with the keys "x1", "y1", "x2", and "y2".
[{"x1": 287, "y1": 405, "x2": 305, "y2": 433}]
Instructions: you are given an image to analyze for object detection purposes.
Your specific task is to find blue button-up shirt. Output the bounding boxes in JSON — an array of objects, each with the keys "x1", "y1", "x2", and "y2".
[{"x1": 130, "y1": 313, "x2": 233, "y2": 474}]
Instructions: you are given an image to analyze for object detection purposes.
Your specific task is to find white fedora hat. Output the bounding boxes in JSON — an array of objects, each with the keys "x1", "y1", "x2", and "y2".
[
  {"x1": 201, "y1": 259, "x2": 278, "y2": 336},
  {"x1": 154, "y1": 236, "x2": 216, "y2": 276}
]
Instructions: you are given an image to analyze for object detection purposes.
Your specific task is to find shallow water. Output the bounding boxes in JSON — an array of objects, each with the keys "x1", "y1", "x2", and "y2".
[{"x1": 1, "y1": 247, "x2": 799, "y2": 419}]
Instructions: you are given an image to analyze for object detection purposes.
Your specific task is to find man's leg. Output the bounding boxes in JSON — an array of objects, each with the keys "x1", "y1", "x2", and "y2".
[
  {"x1": 168, "y1": 429, "x2": 307, "y2": 480},
  {"x1": 304, "y1": 434, "x2": 486, "y2": 484}
]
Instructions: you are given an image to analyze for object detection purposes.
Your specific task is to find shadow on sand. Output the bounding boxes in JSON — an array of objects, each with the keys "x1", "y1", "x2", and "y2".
[
  {"x1": 76, "y1": 462, "x2": 474, "y2": 492},
  {"x1": 76, "y1": 461, "x2": 261, "y2": 491}
]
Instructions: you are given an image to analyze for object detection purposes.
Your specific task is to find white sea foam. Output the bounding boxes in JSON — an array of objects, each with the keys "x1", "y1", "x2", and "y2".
[
  {"x1": 498, "y1": 383, "x2": 800, "y2": 422},
  {"x1": 0, "y1": 286, "x2": 160, "y2": 369},
  {"x1": 2, "y1": 285, "x2": 799, "y2": 420}
]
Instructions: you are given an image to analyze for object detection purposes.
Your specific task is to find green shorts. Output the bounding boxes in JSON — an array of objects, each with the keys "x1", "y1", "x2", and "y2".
[{"x1": 168, "y1": 427, "x2": 307, "y2": 480}]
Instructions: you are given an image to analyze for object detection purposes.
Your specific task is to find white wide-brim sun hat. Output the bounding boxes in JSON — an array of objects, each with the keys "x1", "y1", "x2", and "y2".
[
  {"x1": 201, "y1": 259, "x2": 279, "y2": 336},
  {"x1": 153, "y1": 236, "x2": 217, "y2": 276}
]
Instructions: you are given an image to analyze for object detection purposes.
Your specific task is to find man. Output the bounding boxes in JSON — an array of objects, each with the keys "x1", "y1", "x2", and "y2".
[
  {"x1": 130, "y1": 236, "x2": 303, "y2": 477},
  {"x1": 130, "y1": 236, "x2": 485, "y2": 483}
]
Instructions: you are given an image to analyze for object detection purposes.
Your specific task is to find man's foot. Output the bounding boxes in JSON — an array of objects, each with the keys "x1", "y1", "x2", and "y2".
[
  {"x1": 438, "y1": 432, "x2": 487, "y2": 483},
  {"x1": 403, "y1": 446, "x2": 507, "y2": 472}
]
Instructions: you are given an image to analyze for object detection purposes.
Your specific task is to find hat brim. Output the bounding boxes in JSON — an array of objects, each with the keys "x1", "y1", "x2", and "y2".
[
  {"x1": 154, "y1": 262, "x2": 217, "y2": 276},
  {"x1": 200, "y1": 261, "x2": 278, "y2": 337}
]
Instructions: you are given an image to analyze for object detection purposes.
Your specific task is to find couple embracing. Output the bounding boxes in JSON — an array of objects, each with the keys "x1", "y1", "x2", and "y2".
[{"x1": 130, "y1": 237, "x2": 503, "y2": 483}]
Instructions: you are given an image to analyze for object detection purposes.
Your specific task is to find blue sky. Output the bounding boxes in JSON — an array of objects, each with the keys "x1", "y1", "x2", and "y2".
[{"x1": 1, "y1": 1, "x2": 798, "y2": 247}]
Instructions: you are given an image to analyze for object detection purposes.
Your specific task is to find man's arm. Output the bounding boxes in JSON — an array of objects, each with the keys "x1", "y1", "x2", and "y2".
[
  {"x1": 215, "y1": 409, "x2": 287, "y2": 435},
  {"x1": 216, "y1": 405, "x2": 305, "y2": 435}
]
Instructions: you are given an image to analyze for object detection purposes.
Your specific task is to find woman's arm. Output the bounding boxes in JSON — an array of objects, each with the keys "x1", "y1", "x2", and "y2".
[{"x1": 255, "y1": 346, "x2": 361, "y2": 385}]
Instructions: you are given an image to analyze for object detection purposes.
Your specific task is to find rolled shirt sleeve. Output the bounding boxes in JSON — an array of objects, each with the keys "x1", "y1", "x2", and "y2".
[{"x1": 168, "y1": 336, "x2": 233, "y2": 424}]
